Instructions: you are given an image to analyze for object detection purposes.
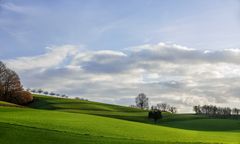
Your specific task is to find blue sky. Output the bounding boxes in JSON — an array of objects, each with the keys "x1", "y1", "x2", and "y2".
[
  {"x1": 1, "y1": 0, "x2": 240, "y2": 59},
  {"x1": 1, "y1": 0, "x2": 240, "y2": 112}
]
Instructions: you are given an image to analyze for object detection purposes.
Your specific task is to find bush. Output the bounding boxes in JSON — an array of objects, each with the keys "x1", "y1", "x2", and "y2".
[
  {"x1": 148, "y1": 109, "x2": 162, "y2": 123},
  {"x1": 10, "y1": 91, "x2": 33, "y2": 105}
]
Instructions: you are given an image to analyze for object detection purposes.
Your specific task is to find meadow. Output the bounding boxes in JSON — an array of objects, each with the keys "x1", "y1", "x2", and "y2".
[{"x1": 0, "y1": 94, "x2": 239, "y2": 144}]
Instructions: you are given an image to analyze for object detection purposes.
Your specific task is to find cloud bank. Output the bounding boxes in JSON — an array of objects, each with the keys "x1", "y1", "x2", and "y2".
[{"x1": 4, "y1": 43, "x2": 240, "y2": 112}]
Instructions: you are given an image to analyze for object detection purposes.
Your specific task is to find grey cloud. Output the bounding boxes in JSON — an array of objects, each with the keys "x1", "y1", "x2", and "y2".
[
  {"x1": 130, "y1": 43, "x2": 240, "y2": 64},
  {"x1": 4, "y1": 43, "x2": 240, "y2": 112}
]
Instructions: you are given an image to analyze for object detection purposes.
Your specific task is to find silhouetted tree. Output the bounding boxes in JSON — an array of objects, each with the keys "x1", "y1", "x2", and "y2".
[
  {"x1": 232, "y1": 108, "x2": 240, "y2": 116},
  {"x1": 193, "y1": 105, "x2": 201, "y2": 114},
  {"x1": 37, "y1": 89, "x2": 43, "y2": 94},
  {"x1": 31, "y1": 89, "x2": 36, "y2": 93},
  {"x1": 157, "y1": 103, "x2": 169, "y2": 112},
  {"x1": 135, "y1": 93, "x2": 149, "y2": 110},
  {"x1": 168, "y1": 106, "x2": 177, "y2": 114},
  {"x1": 49, "y1": 92, "x2": 55, "y2": 96},
  {"x1": 43, "y1": 91, "x2": 49, "y2": 95}
]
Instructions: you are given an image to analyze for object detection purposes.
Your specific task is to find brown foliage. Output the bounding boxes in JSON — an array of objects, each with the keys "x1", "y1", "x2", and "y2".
[
  {"x1": 0, "y1": 61, "x2": 31, "y2": 105},
  {"x1": 10, "y1": 91, "x2": 33, "y2": 105}
]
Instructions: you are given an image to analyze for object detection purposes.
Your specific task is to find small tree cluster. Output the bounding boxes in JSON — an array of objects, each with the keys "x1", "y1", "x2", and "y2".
[
  {"x1": 148, "y1": 108, "x2": 162, "y2": 123},
  {"x1": 0, "y1": 61, "x2": 33, "y2": 105},
  {"x1": 193, "y1": 105, "x2": 240, "y2": 118},
  {"x1": 155, "y1": 103, "x2": 177, "y2": 113}
]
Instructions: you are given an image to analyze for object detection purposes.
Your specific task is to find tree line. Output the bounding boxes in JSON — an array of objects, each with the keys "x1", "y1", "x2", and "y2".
[
  {"x1": 26, "y1": 88, "x2": 69, "y2": 98},
  {"x1": 27, "y1": 88, "x2": 88, "y2": 101},
  {"x1": 193, "y1": 105, "x2": 239, "y2": 118},
  {"x1": 0, "y1": 61, "x2": 33, "y2": 105}
]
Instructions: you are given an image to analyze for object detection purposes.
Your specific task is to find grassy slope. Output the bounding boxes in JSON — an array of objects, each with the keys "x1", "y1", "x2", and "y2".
[
  {"x1": 28, "y1": 95, "x2": 150, "y2": 123},
  {"x1": 0, "y1": 101, "x2": 20, "y2": 107},
  {"x1": 29, "y1": 95, "x2": 240, "y2": 131},
  {"x1": 0, "y1": 107, "x2": 239, "y2": 144},
  {"x1": 0, "y1": 95, "x2": 239, "y2": 144},
  {"x1": 28, "y1": 95, "x2": 204, "y2": 124}
]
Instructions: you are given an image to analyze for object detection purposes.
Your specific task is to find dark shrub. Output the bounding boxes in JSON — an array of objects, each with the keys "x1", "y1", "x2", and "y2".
[{"x1": 148, "y1": 109, "x2": 162, "y2": 123}]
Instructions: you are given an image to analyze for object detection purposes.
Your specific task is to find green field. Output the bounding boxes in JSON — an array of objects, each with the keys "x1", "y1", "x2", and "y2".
[{"x1": 0, "y1": 94, "x2": 239, "y2": 144}]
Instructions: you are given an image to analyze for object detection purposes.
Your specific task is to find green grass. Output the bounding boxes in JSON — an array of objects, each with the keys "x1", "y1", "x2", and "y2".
[
  {"x1": 28, "y1": 95, "x2": 149, "y2": 123},
  {"x1": 0, "y1": 94, "x2": 239, "y2": 144},
  {"x1": 29, "y1": 95, "x2": 239, "y2": 129},
  {"x1": 0, "y1": 101, "x2": 19, "y2": 107}
]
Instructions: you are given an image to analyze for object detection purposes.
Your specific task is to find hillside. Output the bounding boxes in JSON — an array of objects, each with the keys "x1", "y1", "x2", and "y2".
[
  {"x1": 29, "y1": 95, "x2": 240, "y2": 131},
  {"x1": 28, "y1": 95, "x2": 206, "y2": 123},
  {"x1": 0, "y1": 95, "x2": 239, "y2": 144},
  {"x1": 28, "y1": 94, "x2": 149, "y2": 123}
]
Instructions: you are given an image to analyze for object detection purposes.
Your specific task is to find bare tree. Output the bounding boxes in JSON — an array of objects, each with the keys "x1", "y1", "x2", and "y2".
[
  {"x1": 193, "y1": 105, "x2": 201, "y2": 114},
  {"x1": 168, "y1": 106, "x2": 177, "y2": 114},
  {"x1": 0, "y1": 61, "x2": 32, "y2": 104},
  {"x1": 157, "y1": 103, "x2": 169, "y2": 112},
  {"x1": 232, "y1": 108, "x2": 239, "y2": 116},
  {"x1": 0, "y1": 62, "x2": 23, "y2": 100},
  {"x1": 135, "y1": 93, "x2": 149, "y2": 110}
]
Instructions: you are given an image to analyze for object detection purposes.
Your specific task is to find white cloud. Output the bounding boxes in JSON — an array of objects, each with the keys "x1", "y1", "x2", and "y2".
[
  {"x1": 4, "y1": 43, "x2": 240, "y2": 112},
  {"x1": 5, "y1": 45, "x2": 78, "y2": 71}
]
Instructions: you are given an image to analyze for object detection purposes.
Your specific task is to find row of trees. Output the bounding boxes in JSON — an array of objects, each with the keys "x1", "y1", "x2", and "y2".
[
  {"x1": 135, "y1": 93, "x2": 177, "y2": 114},
  {"x1": 193, "y1": 105, "x2": 240, "y2": 118},
  {"x1": 0, "y1": 61, "x2": 33, "y2": 105},
  {"x1": 26, "y1": 88, "x2": 68, "y2": 98},
  {"x1": 27, "y1": 88, "x2": 88, "y2": 101}
]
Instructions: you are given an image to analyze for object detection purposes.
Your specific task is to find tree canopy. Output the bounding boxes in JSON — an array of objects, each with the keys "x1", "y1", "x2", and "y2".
[
  {"x1": 135, "y1": 93, "x2": 149, "y2": 110},
  {"x1": 0, "y1": 61, "x2": 32, "y2": 104}
]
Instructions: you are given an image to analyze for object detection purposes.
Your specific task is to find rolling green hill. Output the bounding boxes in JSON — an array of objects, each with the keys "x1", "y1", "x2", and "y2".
[{"x1": 0, "y1": 94, "x2": 239, "y2": 144}]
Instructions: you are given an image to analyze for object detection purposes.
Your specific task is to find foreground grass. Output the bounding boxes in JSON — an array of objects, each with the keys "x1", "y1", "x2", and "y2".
[
  {"x1": 0, "y1": 95, "x2": 239, "y2": 143},
  {"x1": 0, "y1": 106, "x2": 239, "y2": 144},
  {"x1": 0, "y1": 101, "x2": 20, "y2": 107}
]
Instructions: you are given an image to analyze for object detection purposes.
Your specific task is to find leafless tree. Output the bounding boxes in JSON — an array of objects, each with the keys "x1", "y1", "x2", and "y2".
[
  {"x1": 232, "y1": 108, "x2": 240, "y2": 116},
  {"x1": 168, "y1": 106, "x2": 177, "y2": 114},
  {"x1": 0, "y1": 61, "x2": 23, "y2": 100},
  {"x1": 0, "y1": 61, "x2": 32, "y2": 104},
  {"x1": 157, "y1": 103, "x2": 169, "y2": 112}
]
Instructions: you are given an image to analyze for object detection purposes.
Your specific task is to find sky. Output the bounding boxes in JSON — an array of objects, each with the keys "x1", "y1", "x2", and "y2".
[{"x1": 1, "y1": 0, "x2": 240, "y2": 112}]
